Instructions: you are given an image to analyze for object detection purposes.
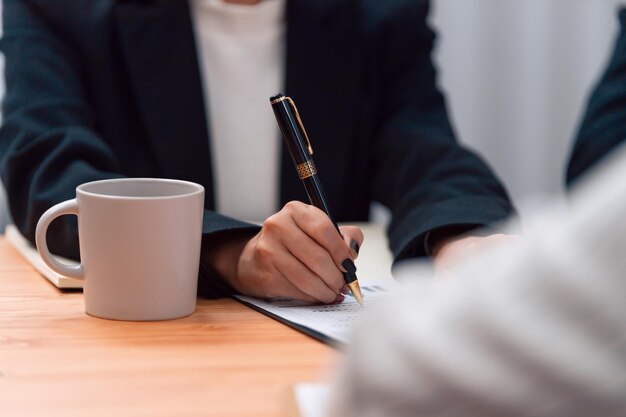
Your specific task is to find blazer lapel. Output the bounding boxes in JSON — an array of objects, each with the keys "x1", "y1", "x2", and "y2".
[
  {"x1": 281, "y1": 0, "x2": 363, "y2": 216},
  {"x1": 114, "y1": 0, "x2": 215, "y2": 208}
]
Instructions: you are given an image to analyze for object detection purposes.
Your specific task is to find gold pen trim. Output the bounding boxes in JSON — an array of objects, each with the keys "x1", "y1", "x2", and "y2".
[
  {"x1": 296, "y1": 160, "x2": 317, "y2": 179},
  {"x1": 272, "y1": 95, "x2": 314, "y2": 156},
  {"x1": 270, "y1": 95, "x2": 288, "y2": 105}
]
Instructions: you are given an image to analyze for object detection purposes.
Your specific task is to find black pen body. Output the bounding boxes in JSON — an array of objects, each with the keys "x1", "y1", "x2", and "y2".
[
  {"x1": 270, "y1": 94, "x2": 362, "y2": 294},
  {"x1": 270, "y1": 94, "x2": 336, "y2": 222},
  {"x1": 302, "y1": 175, "x2": 334, "y2": 223},
  {"x1": 270, "y1": 94, "x2": 310, "y2": 163}
]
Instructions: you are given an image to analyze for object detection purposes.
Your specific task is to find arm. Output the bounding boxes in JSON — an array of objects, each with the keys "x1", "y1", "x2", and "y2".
[
  {"x1": 0, "y1": 2, "x2": 257, "y2": 270},
  {"x1": 0, "y1": 2, "x2": 362, "y2": 302},
  {"x1": 330, "y1": 147, "x2": 626, "y2": 417},
  {"x1": 566, "y1": 9, "x2": 626, "y2": 187},
  {"x1": 370, "y1": 1, "x2": 514, "y2": 260},
  {"x1": 0, "y1": 2, "x2": 274, "y2": 301},
  {"x1": 0, "y1": 0, "x2": 123, "y2": 259}
]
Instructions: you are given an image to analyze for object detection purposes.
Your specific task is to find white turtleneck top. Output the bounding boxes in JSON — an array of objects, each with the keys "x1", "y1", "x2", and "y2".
[{"x1": 189, "y1": 0, "x2": 286, "y2": 222}]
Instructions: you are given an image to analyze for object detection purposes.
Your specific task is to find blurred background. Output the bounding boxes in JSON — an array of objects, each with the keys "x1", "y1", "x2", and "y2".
[
  {"x1": 431, "y1": 0, "x2": 623, "y2": 214},
  {"x1": 0, "y1": 0, "x2": 623, "y2": 230}
]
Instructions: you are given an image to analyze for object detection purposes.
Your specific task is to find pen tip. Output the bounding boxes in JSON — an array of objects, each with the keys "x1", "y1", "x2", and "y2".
[{"x1": 347, "y1": 281, "x2": 364, "y2": 306}]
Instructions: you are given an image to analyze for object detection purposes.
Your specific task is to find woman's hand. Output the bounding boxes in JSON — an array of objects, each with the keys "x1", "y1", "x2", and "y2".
[{"x1": 206, "y1": 201, "x2": 364, "y2": 304}]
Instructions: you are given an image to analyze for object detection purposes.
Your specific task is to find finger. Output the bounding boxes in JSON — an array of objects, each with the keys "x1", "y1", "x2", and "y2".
[
  {"x1": 286, "y1": 202, "x2": 355, "y2": 275},
  {"x1": 272, "y1": 245, "x2": 339, "y2": 304},
  {"x1": 332, "y1": 294, "x2": 345, "y2": 304},
  {"x1": 339, "y1": 225, "x2": 364, "y2": 259},
  {"x1": 248, "y1": 228, "x2": 321, "y2": 303},
  {"x1": 281, "y1": 217, "x2": 345, "y2": 293},
  {"x1": 262, "y1": 268, "x2": 321, "y2": 304},
  {"x1": 263, "y1": 206, "x2": 345, "y2": 293}
]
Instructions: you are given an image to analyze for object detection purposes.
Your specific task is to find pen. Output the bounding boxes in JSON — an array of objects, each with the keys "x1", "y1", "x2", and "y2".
[{"x1": 270, "y1": 93, "x2": 364, "y2": 305}]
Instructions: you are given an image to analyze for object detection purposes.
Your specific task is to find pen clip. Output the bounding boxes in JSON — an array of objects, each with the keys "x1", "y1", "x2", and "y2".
[{"x1": 286, "y1": 97, "x2": 314, "y2": 156}]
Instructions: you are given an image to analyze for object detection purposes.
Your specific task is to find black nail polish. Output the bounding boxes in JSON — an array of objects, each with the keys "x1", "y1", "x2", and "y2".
[
  {"x1": 350, "y1": 240, "x2": 360, "y2": 255},
  {"x1": 342, "y1": 259, "x2": 357, "y2": 274}
]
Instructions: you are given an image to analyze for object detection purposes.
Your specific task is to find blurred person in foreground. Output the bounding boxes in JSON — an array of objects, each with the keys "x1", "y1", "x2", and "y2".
[
  {"x1": 0, "y1": 0, "x2": 514, "y2": 303},
  {"x1": 329, "y1": 11, "x2": 626, "y2": 415},
  {"x1": 329, "y1": 143, "x2": 626, "y2": 417}
]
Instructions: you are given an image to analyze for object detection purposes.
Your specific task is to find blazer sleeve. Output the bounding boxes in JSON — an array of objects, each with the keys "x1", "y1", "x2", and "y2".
[
  {"x1": 0, "y1": 1, "x2": 259, "y2": 297},
  {"x1": 566, "y1": 9, "x2": 626, "y2": 188},
  {"x1": 370, "y1": 1, "x2": 514, "y2": 260},
  {"x1": 0, "y1": 0, "x2": 125, "y2": 260}
]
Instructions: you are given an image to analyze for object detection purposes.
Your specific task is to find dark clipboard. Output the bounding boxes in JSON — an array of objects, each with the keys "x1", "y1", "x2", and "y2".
[{"x1": 233, "y1": 297, "x2": 345, "y2": 349}]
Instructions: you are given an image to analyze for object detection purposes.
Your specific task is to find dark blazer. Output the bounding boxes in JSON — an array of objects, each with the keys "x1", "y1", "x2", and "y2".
[
  {"x1": 567, "y1": 9, "x2": 626, "y2": 187},
  {"x1": 0, "y1": 0, "x2": 513, "y2": 294}
]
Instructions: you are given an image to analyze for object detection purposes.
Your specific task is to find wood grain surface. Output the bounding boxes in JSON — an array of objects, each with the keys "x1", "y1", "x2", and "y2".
[{"x1": 0, "y1": 238, "x2": 340, "y2": 417}]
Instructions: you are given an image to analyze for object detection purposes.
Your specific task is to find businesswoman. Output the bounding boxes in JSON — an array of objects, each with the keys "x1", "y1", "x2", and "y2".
[{"x1": 0, "y1": 0, "x2": 514, "y2": 303}]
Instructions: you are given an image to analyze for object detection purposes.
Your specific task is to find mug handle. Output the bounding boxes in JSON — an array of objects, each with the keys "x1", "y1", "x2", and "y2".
[{"x1": 35, "y1": 199, "x2": 85, "y2": 280}]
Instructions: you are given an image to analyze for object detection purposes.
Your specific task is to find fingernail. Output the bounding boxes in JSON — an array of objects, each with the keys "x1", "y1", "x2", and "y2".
[
  {"x1": 340, "y1": 285, "x2": 350, "y2": 295},
  {"x1": 333, "y1": 294, "x2": 345, "y2": 304},
  {"x1": 350, "y1": 240, "x2": 360, "y2": 255},
  {"x1": 342, "y1": 259, "x2": 357, "y2": 274}
]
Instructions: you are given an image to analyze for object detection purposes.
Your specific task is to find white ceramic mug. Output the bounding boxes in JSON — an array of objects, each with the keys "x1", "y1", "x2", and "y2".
[{"x1": 35, "y1": 178, "x2": 205, "y2": 321}]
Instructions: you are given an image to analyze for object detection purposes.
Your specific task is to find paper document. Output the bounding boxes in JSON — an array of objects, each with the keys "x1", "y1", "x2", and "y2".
[
  {"x1": 235, "y1": 280, "x2": 394, "y2": 346},
  {"x1": 291, "y1": 383, "x2": 331, "y2": 417}
]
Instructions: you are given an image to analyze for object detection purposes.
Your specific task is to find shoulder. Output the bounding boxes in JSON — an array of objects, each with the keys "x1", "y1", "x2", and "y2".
[
  {"x1": 353, "y1": 0, "x2": 431, "y2": 43},
  {"x1": 354, "y1": 0, "x2": 432, "y2": 49},
  {"x1": 358, "y1": 0, "x2": 429, "y2": 26},
  {"x1": 3, "y1": 0, "x2": 115, "y2": 34}
]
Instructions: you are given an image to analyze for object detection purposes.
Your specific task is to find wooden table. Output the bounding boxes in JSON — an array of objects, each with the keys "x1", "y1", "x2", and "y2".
[
  {"x1": 0, "y1": 238, "x2": 335, "y2": 417},
  {"x1": 0, "y1": 225, "x2": 392, "y2": 417}
]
